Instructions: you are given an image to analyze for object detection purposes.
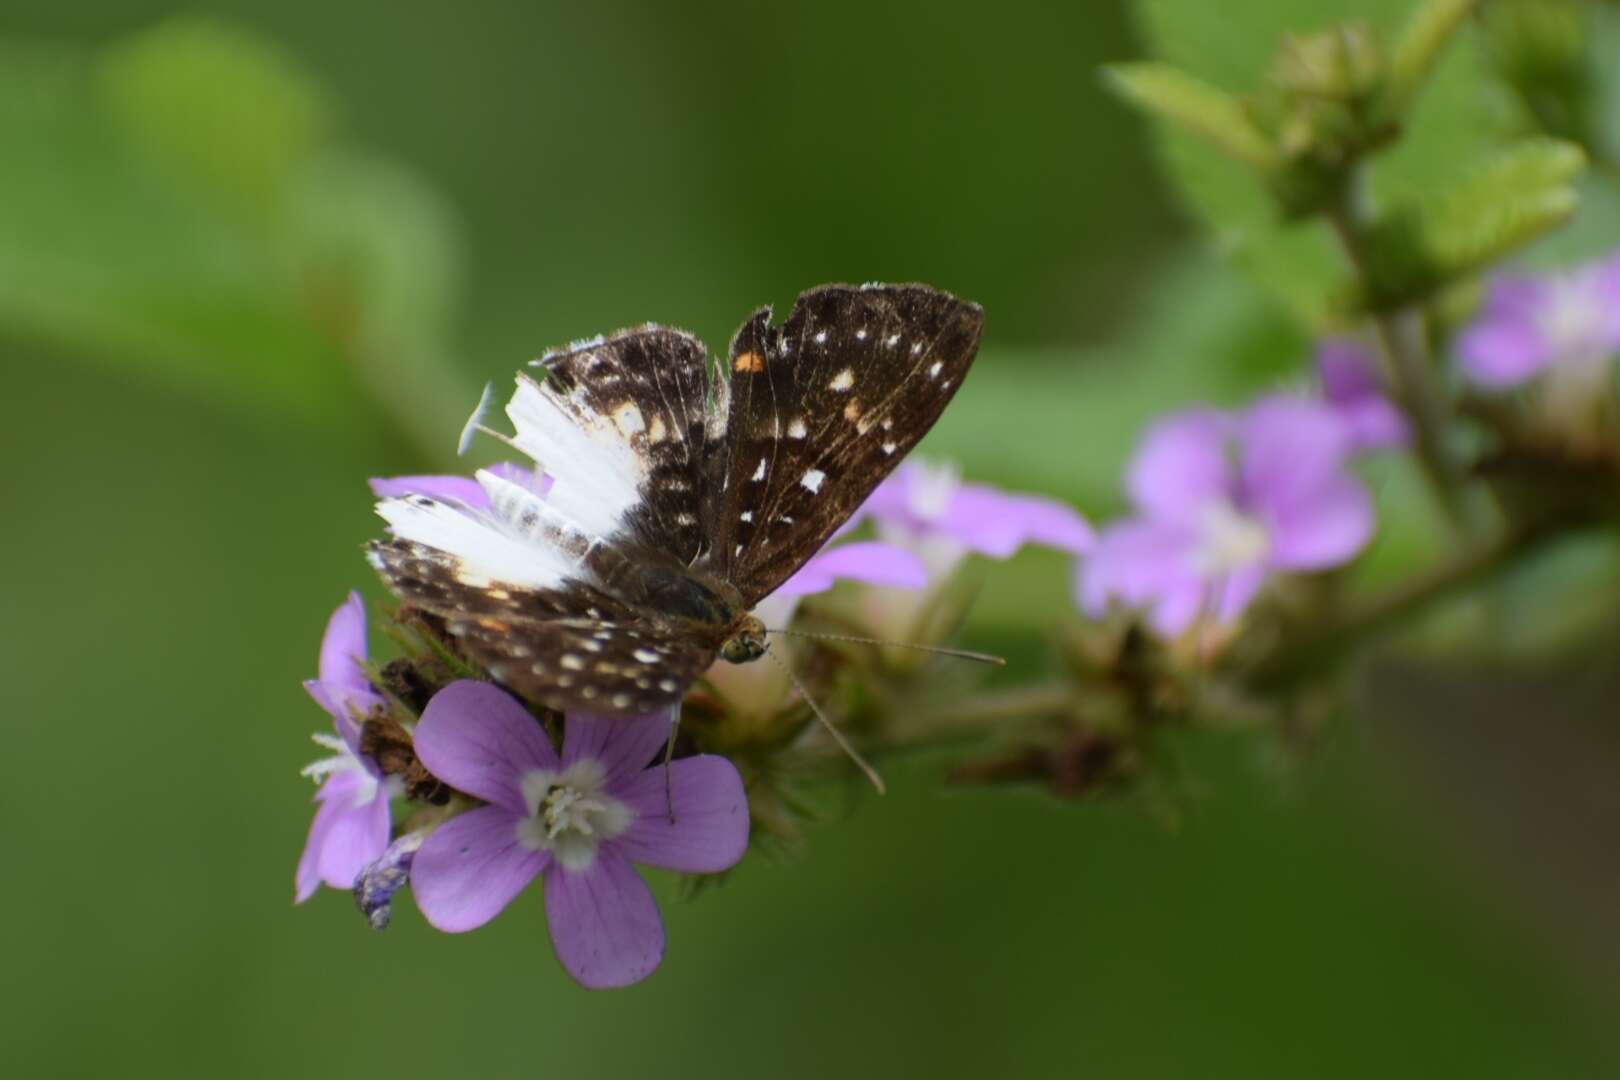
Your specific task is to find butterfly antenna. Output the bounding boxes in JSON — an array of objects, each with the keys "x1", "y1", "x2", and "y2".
[
  {"x1": 765, "y1": 650, "x2": 886, "y2": 793},
  {"x1": 765, "y1": 627, "x2": 1005, "y2": 666}
]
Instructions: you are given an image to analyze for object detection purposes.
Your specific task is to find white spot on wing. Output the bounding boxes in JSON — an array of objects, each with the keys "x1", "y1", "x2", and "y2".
[
  {"x1": 612, "y1": 402, "x2": 645, "y2": 436},
  {"x1": 929, "y1": 361, "x2": 943, "y2": 378},
  {"x1": 787, "y1": 418, "x2": 807, "y2": 439},
  {"x1": 801, "y1": 469, "x2": 826, "y2": 493},
  {"x1": 752, "y1": 459, "x2": 767, "y2": 482},
  {"x1": 855, "y1": 329, "x2": 867, "y2": 341},
  {"x1": 814, "y1": 331, "x2": 828, "y2": 344},
  {"x1": 829, "y1": 369, "x2": 854, "y2": 392},
  {"x1": 633, "y1": 648, "x2": 659, "y2": 663}
]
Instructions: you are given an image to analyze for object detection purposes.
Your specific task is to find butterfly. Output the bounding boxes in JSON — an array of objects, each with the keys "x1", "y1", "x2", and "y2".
[{"x1": 367, "y1": 283, "x2": 983, "y2": 715}]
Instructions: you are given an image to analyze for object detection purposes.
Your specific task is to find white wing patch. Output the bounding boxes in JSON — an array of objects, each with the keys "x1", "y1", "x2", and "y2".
[
  {"x1": 506, "y1": 372, "x2": 646, "y2": 540},
  {"x1": 375, "y1": 489, "x2": 578, "y2": 591}
]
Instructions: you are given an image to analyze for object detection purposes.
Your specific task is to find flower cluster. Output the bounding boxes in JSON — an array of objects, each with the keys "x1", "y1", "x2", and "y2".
[
  {"x1": 1080, "y1": 393, "x2": 1376, "y2": 637},
  {"x1": 1459, "y1": 253, "x2": 1620, "y2": 440},
  {"x1": 294, "y1": 245, "x2": 1620, "y2": 988},
  {"x1": 295, "y1": 455, "x2": 1088, "y2": 987}
]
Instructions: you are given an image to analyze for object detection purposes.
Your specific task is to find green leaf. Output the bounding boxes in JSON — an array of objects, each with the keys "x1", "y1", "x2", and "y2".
[
  {"x1": 98, "y1": 17, "x2": 328, "y2": 222},
  {"x1": 0, "y1": 21, "x2": 470, "y2": 440},
  {"x1": 1383, "y1": 0, "x2": 1482, "y2": 116},
  {"x1": 1102, "y1": 63, "x2": 1277, "y2": 171},
  {"x1": 1360, "y1": 137, "x2": 1585, "y2": 306},
  {"x1": 0, "y1": 39, "x2": 343, "y2": 416},
  {"x1": 1127, "y1": 0, "x2": 1503, "y2": 327}
]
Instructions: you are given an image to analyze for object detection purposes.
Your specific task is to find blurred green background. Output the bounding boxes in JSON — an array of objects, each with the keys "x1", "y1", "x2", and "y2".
[{"x1": 5, "y1": 2, "x2": 1620, "y2": 1077}]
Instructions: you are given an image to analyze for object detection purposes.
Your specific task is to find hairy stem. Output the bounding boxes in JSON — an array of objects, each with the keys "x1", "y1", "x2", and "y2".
[{"x1": 1326, "y1": 171, "x2": 1474, "y2": 531}]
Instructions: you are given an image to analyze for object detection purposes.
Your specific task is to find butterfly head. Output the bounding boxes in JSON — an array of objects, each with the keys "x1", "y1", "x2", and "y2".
[{"x1": 718, "y1": 614, "x2": 769, "y2": 665}]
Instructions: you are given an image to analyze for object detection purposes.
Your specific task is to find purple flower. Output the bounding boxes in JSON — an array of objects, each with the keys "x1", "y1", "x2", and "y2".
[
  {"x1": 829, "y1": 459, "x2": 1093, "y2": 643},
  {"x1": 369, "y1": 462, "x2": 550, "y2": 509},
  {"x1": 774, "y1": 540, "x2": 928, "y2": 598},
  {"x1": 1078, "y1": 398, "x2": 1375, "y2": 636},
  {"x1": 1317, "y1": 338, "x2": 1410, "y2": 452},
  {"x1": 408, "y1": 681, "x2": 749, "y2": 989},
  {"x1": 295, "y1": 592, "x2": 397, "y2": 903},
  {"x1": 1459, "y1": 255, "x2": 1620, "y2": 389},
  {"x1": 860, "y1": 459, "x2": 1095, "y2": 578}
]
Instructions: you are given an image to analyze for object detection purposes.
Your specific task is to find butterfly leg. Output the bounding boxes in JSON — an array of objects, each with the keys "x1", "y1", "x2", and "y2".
[{"x1": 663, "y1": 704, "x2": 681, "y2": 824}]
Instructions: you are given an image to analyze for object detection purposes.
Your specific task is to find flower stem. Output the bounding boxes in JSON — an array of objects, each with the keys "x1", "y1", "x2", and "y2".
[
  {"x1": 779, "y1": 682, "x2": 1077, "y2": 770},
  {"x1": 1245, "y1": 515, "x2": 1571, "y2": 687},
  {"x1": 1325, "y1": 170, "x2": 1474, "y2": 532}
]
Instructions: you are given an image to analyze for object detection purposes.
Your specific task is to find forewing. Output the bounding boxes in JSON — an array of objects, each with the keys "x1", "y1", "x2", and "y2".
[
  {"x1": 705, "y1": 283, "x2": 983, "y2": 602},
  {"x1": 368, "y1": 538, "x2": 717, "y2": 713},
  {"x1": 511, "y1": 325, "x2": 724, "y2": 565}
]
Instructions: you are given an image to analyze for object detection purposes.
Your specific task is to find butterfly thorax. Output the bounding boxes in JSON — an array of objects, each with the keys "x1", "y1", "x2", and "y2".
[{"x1": 610, "y1": 558, "x2": 768, "y2": 666}]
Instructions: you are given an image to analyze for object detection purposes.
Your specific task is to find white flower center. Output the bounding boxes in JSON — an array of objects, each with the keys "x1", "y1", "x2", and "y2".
[
  {"x1": 905, "y1": 460, "x2": 962, "y2": 522},
  {"x1": 515, "y1": 759, "x2": 634, "y2": 870},
  {"x1": 300, "y1": 732, "x2": 385, "y2": 808},
  {"x1": 1190, "y1": 499, "x2": 1271, "y2": 576},
  {"x1": 1538, "y1": 271, "x2": 1609, "y2": 362}
]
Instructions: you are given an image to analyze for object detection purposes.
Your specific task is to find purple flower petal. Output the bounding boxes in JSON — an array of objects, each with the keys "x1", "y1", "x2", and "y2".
[
  {"x1": 1240, "y1": 396, "x2": 1352, "y2": 508},
  {"x1": 544, "y1": 850, "x2": 665, "y2": 989},
  {"x1": 1317, "y1": 339, "x2": 1380, "y2": 401},
  {"x1": 412, "y1": 805, "x2": 548, "y2": 932},
  {"x1": 1263, "y1": 474, "x2": 1375, "y2": 570},
  {"x1": 856, "y1": 467, "x2": 915, "y2": 523},
  {"x1": 413, "y1": 681, "x2": 559, "y2": 814},
  {"x1": 1210, "y1": 565, "x2": 1267, "y2": 625},
  {"x1": 369, "y1": 474, "x2": 491, "y2": 507},
  {"x1": 1078, "y1": 518, "x2": 1269, "y2": 636},
  {"x1": 561, "y1": 709, "x2": 674, "y2": 787},
  {"x1": 1337, "y1": 397, "x2": 1411, "y2": 452},
  {"x1": 1078, "y1": 517, "x2": 1215, "y2": 635},
  {"x1": 938, "y1": 486, "x2": 1095, "y2": 558},
  {"x1": 1126, "y1": 408, "x2": 1234, "y2": 523},
  {"x1": 369, "y1": 464, "x2": 550, "y2": 510},
  {"x1": 859, "y1": 461, "x2": 1093, "y2": 561},
  {"x1": 1318, "y1": 339, "x2": 1411, "y2": 452},
  {"x1": 303, "y1": 679, "x2": 378, "y2": 762},
  {"x1": 774, "y1": 541, "x2": 929, "y2": 597},
  {"x1": 318, "y1": 592, "x2": 372, "y2": 699},
  {"x1": 1600, "y1": 254, "x2": 1620, "y2": 344},
  {"x1": 1077, "y1": 518, "x2": 1197, "y2": 615},
  {"x1": 611, "y1": 755, "x2": 750, "y2": 873},
  {"x1": 294, "y1": 771, "x2": 390, "y2": 902},
  {"x1": 1459, "y1": 319, "x2": 1552, "y2": 387}
]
